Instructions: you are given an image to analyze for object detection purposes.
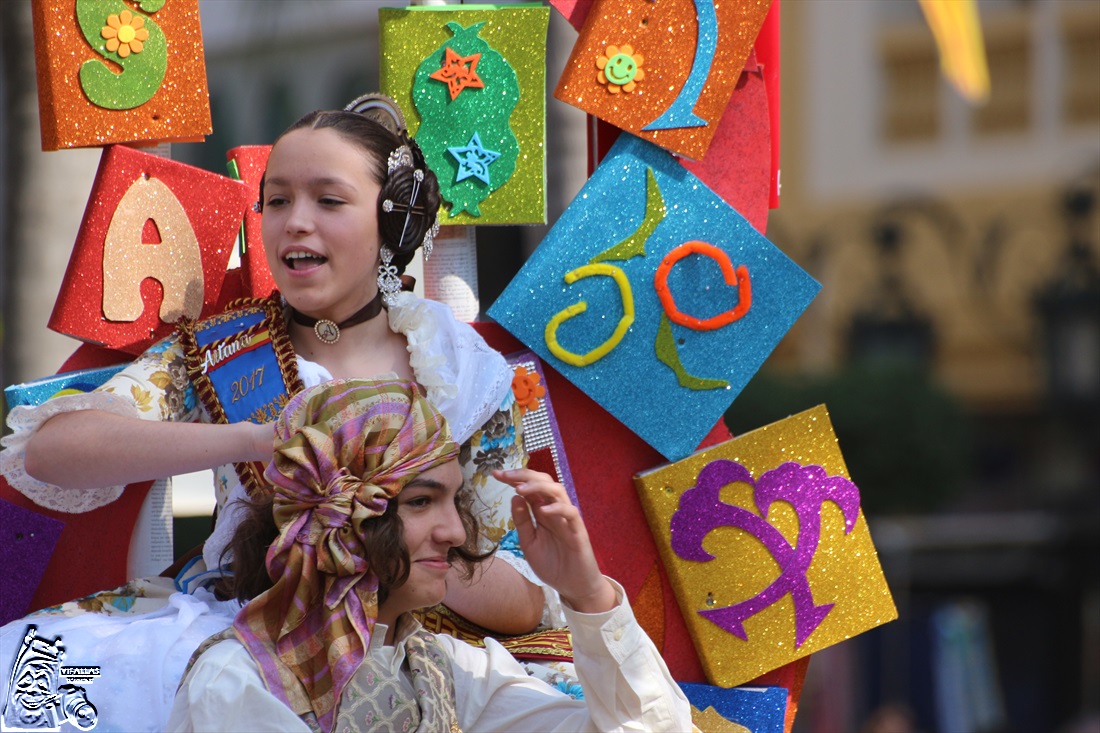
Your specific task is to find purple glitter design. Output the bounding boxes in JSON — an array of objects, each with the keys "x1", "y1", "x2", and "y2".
[{"x1": 670, "y1": 460, "x2": 861, "y2": 647}]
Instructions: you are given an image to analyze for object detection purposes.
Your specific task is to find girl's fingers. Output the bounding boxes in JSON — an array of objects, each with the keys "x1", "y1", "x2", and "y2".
[
  {"x1": 493, "y1": 468, "x2": 555, "y2": 489},
  {"x1": 512, "y1": 495, "x2": 534, "y2": 534},
  {"x1": 509, "y1": 476, "x2": 568, "y2": 503}
]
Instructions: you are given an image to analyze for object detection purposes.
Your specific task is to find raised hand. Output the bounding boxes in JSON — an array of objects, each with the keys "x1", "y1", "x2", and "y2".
[{"x1": 493, "y1": 469, "x2": 617, "y2": 614}]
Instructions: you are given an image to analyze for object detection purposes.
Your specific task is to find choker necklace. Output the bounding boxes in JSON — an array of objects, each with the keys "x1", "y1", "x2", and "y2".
[{"x1": 289, "y1": 291, "x2": 384, "y2": 344}]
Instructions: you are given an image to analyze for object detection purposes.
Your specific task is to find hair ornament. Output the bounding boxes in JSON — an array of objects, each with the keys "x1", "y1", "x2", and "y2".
[
  {"x1": 377, "y1": 246, "x2": 403, "y2": 307},
  {"x1": 252, "y1": 201, "x2": 262, "y2": 213},
  {"x1": 422, "y1": 213, "x2": 440, "y2": 261},
  {"x1": 344, "y1": 92, "x2": 407, "y2": 134},
  {"x1": 383, "y1": 142, "x2": 429, "y2": 253},
  {"x1": 387, "y1": 145, "x2": 415, "y2": 175}
]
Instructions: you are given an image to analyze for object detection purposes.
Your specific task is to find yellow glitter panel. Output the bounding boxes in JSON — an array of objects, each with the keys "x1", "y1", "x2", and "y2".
[
  {"x1": 635, "y1": 405, "x2": 898, "y2": 687},
  {"x1": 31, "y1": 0, "x2": 211, "y2": 150},
  {"x1": 554, "y1": 0, "x2": 772, "y2": 160},
  {"x1": 692, "y1": 706, "x2": 751, "y2": 733},
  {"x1": 379, "y1": 4, "x2": 548, "y2": 226}
]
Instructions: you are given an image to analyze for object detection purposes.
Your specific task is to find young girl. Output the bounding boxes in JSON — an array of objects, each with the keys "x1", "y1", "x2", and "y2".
[
  {"x1": 168, "y1": 378, "x2": 691, "y2": 732},
  {"x1": 1, "y1": 101, "x2": 548, "y2": 730}
]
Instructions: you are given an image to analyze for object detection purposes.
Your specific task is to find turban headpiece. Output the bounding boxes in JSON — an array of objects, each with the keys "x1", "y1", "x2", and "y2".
[{"x1": 232, "y1": 377, "x2": 458, "y2": 733}]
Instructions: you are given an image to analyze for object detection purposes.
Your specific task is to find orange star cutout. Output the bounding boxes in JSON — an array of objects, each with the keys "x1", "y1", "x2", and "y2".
[{"x1": 429, "y1": 47, "x2": 485, "y2": 101}]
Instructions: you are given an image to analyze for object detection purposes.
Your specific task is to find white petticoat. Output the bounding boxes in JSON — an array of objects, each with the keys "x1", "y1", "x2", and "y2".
[{"x1": 0, "y1": 583, "x2": 241, "y2": 733}]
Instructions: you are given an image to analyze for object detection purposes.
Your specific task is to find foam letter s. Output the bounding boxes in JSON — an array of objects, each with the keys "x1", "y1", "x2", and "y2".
[{"x1": 76, "y1": 0, "x2": 167, "y2": 110}]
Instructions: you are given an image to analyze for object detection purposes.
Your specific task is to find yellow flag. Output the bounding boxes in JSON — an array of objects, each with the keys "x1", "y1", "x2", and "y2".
[{"x1": 918, "y1": 0, "x2": 991, "y2": 103}]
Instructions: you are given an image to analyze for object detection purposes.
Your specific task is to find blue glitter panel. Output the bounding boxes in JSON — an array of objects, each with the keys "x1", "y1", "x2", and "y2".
[
  {"x1": 4, "y1": 363, "x2": 128, "y2": 410},
  {"x1": 679, "y1": 683, "x2": 787, "y2": 732},
  {"x1": 487, "y1": 134, "x2": 820, "y2": 461}
]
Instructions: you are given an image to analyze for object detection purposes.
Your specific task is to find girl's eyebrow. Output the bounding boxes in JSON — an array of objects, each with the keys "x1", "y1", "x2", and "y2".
[
  {"x1": 402, "y1": 477, "x2": 466, "y2": 493},
  {"x1": 264, "y1": 176, "x2": 355, "y2": 189},
  {"x1": 403, "y1": 477, "x2": 446, "y2": 491}
]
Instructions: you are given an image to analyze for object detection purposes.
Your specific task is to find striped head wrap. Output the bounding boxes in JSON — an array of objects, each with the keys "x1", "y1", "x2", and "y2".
[{"x1": 232, "y1": 377, "x2": 458, "y2": 733}]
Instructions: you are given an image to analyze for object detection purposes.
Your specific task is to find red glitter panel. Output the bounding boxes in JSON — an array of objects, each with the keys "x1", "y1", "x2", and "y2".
[
  {"x1": 215, "y1": 266, "x2": 248, "y2": 310},
  {"x1": 0, "y1": 475, "x2": 152, "y2": 613},
  {"x1": 589, "y1": 57, "x2": 771, "y2": 234},
  {"x1": 59, "y1": 342, "x2": 134, "y2": 372},
  {"x1": 756, "y1": 0, "x2": 782, "y2": 209},
  {"x1": 30, "y1": 0, "x2": 212, "y2": 151},
  {"x1": 526, "y1": 447, "x2": 561, "y2": 483},
  {"x1": 48, "y1": 144, "x2": 249, "y2": 354},
  {"x1": 475, "y1": 322, "x2": 732, "y2": 683},
  {"x1": 678, "y1": 57, "x2": 771, "y2": 235},
  {"x1": 227, "y1": 146, "x2": 276, "y2": 298}
]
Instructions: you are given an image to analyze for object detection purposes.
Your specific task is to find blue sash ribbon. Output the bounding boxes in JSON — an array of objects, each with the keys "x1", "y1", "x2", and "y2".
[{"x1": 178, "y1": 295, "x2": 303, "y2": 495}]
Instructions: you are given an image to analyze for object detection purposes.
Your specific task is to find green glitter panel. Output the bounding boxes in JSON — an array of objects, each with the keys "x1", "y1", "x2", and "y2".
[{"x1": 379, "y1": 4, "x2": 548, "y2": 226}]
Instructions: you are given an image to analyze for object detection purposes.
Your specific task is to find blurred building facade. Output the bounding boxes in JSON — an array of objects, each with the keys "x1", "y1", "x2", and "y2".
[{"x1": 747, "y1": 2, "x2": 1100, "y2": 731}]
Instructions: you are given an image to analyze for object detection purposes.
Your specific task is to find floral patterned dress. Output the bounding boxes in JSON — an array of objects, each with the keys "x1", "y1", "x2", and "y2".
[{"x1": 0, "y1": 294, "x2": 550, "y2": 732}]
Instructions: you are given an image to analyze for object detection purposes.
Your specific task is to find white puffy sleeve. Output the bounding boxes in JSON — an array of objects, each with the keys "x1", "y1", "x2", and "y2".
[
  {"x1": 166, "y1": 639, "x2": 310, "y2": 733},
  {"x1": 0, "y1": 335, "x2": 201, "y2": 513},
  {"x1": 439, "y1": 579, "x2": 693, "y2": 732},
  {"x1": 386, "y1": 292, "x2": 511, "y2": 445}
]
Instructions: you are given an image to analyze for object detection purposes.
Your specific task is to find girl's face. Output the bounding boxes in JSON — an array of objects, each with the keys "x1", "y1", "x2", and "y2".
[
  {"x1": 377, "y1": 460, "x2": 467, "y2": 625},
  {"x1": 261, "y1": 127, "x2": 383, "y2": 321}
]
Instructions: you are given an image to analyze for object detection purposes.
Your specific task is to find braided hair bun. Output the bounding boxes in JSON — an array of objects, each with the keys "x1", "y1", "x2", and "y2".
[{"x1": 376, "y1": 135, "x2": 441, "y2": 274}]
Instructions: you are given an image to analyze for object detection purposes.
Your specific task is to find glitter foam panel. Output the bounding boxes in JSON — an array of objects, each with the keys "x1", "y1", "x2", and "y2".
[
  {"x1": 554, "y1": 0, "x2": 772, "y2": 160},
  {"x1": 48, "y1": 144, "x2": 250, "y2": 354},
  {"x1": 379, "y1": 4, "x2": 548, "y2": 225},
  {"x1": 31, "y1": 0, "x2": 211, "y2": 150},
  {"x1": 634, "y1": 405, "x2": 898, "y2": 687},
  {"x1": 488, "y1": 133, "x2": 819, "y2": 462}
]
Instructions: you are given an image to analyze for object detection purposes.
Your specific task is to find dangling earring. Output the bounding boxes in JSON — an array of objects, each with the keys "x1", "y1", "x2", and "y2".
[
  {"x1": 378, "y1": 245, "x2": 402, "y2": 308},
  {"x1": 422, "y1": 212, "x2": 440, "y2": 261}
]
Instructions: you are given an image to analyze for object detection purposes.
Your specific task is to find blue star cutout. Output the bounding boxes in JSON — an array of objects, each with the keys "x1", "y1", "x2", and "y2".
[{"x1": 447, "y1": 132, "x2": 501, "y2": 186}]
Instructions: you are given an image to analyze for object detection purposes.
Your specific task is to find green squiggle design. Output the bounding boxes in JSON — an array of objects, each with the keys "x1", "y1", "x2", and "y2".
[
  {"x1": 655, "y1": 313, "x2": 728, "y2": 390},
  {"x1": 591, "y1": 168, "x2": 666, "y2": 264},
  {"x1": 76, "y1": 0, "x2": 167, "y2": 110}
]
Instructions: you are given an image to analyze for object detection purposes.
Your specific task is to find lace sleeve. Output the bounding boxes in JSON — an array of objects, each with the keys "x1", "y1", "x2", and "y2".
[
  {"x1": 388, "y1": 293, "x2": 512, "y2": 445},
  {"x1": 0, "y1": 336, "x2": 201, "y2": 513}
]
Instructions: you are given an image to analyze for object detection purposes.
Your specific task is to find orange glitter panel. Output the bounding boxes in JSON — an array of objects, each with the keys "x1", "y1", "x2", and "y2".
[
  {"x1": 227, "y1": 146, "x2": 275, "y2": 299},
  {"x1": 49, "y1": 145, "x2": 250, "y2": 354},
  {"x1": 635, "y1": 405, "x2": 897, "y2": 687},
  {"x1": 31, "y1": 0, "x2": 212, "y2": 151},
  {"x1": 554, "y1": 0, "x2": 772, "y2": 160}
]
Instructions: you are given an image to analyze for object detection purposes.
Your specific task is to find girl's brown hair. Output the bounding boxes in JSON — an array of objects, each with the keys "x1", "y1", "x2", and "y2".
[
  {"x1": 260, "y1": 109, "x2": 442, "y2": 277},
  {"x1": 216, "y1": 482, "x2": 491, "y2": 606}
]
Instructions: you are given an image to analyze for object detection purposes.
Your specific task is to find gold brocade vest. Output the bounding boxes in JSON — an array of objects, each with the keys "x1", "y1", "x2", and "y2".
[{"x1": 185, "y1": 624, "x2": 461, "y2": 733}]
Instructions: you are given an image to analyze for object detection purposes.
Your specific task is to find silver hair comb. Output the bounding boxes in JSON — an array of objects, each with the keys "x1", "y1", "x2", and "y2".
[{"x1": 387, "y1": 145, "x2": 414, "y2": 175}]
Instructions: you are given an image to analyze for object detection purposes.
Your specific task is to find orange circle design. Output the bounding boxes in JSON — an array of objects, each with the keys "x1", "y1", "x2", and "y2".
[{"x1": 654, "y1": 241, "x2": 752, "y2": 331}]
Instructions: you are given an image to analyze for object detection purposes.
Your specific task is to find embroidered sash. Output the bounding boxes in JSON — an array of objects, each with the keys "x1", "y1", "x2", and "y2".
[{"x1": 177, "y1": 295, "x2": 304, "y2": 496}]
